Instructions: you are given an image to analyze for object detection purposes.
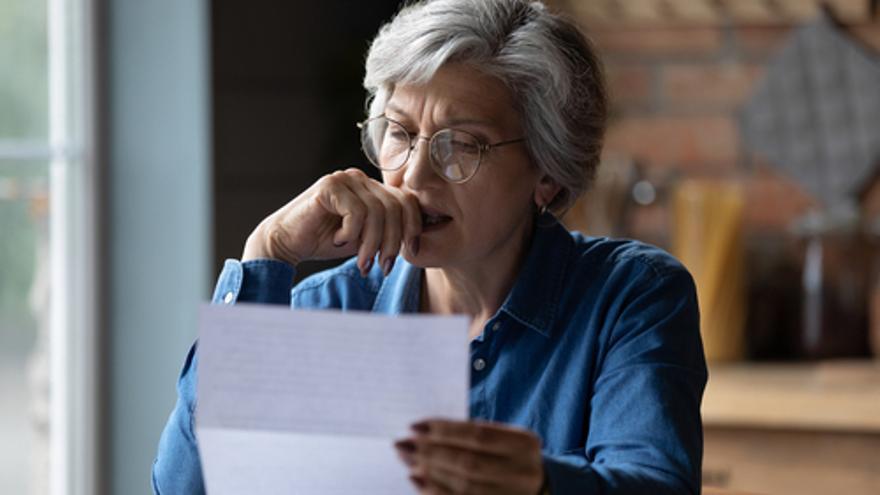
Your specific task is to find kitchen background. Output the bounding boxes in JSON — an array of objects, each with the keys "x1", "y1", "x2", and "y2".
[{"x1": 546, "y1": 2, "x2": 880, "y2": 494}]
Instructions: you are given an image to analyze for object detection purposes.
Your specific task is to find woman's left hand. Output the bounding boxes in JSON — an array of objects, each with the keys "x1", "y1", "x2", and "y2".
[{"x1": 394, "y1": 418, "x2": 545, "y2": 495}]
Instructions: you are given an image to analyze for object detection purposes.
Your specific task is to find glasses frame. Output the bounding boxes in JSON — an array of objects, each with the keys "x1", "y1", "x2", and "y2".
[{"x1": 357, "y1": 115, "x2": 525, "y2": 184}]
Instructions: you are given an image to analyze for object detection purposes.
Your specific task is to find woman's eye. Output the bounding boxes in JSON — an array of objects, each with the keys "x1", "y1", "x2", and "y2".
[
  {"x1": 387, "y1": 130, "x2": 410, "y2": 142},
  {"x1": 451, "y1": 140, "x2": 479, "y2": 155}
]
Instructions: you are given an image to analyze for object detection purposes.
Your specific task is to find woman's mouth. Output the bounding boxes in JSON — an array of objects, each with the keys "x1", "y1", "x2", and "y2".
[{"x1": 420, "y1": 208, "x2": 453, "y2": 232}]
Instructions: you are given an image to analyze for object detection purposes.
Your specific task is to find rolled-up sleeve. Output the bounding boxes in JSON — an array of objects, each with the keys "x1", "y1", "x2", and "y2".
[
  {"x1": 542, "y1": 269, "x2": 707, "y2": 495},
  {"x1": 152, "y1": 258, "x2": 296, "y2": 494}
]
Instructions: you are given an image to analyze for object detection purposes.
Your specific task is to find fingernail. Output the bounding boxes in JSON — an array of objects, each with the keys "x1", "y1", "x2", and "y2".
[
  {"x1": 411, "y1": 237, "x2": 420, "y2": 256},
  {"x1": 333, "y1": 240, "x2": 346, "y2": 247},
  {"x1": 410, "y1": 421, "x2": 430, "y2": 435},
  {"x1": 409, "y1": 475, "x2": 426, "y2": 489},
  {"x1": 360, "y1": 258, "x2": 373, "y2": 277},
  {"x1": 396, "y1": 451, "x2": 416, "y2": 467},
  {"x1": 382, "y1": 257, "x2": 394, "y2": 276},
  {"x1": 394, "y1": 439, "x2": 416, "y2": 453}
]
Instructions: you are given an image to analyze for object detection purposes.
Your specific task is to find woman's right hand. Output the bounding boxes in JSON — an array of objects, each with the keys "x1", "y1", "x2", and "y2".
[{"x1": 241, "y1": 168, "x2": 423, "y2": 277}]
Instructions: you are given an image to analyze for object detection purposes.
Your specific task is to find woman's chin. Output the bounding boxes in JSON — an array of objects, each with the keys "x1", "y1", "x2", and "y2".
[{"x1": 401, "y1": 249, "x2": 446, "y2": 269}]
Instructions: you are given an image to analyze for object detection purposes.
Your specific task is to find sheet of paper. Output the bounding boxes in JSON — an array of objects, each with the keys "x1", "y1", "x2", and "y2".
[{"x1": 196, "y1": 303, "x2": 469, "y2": 495}]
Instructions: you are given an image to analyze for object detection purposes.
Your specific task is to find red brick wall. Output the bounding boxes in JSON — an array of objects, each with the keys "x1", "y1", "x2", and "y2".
[{"x1": 554, "y1": 13, "x2": 880, "y2": 243}]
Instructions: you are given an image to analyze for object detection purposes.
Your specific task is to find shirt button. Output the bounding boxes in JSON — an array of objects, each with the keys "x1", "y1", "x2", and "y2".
[
  {"x1": 473, "y1": 358, "x2": 486, "y2": 371},
  {"x1": 491, "y1": 321, "x2": 501, "y2": 332},
  {"x1": 223, "y1": 292, "x2": 234, "y2": 304}
]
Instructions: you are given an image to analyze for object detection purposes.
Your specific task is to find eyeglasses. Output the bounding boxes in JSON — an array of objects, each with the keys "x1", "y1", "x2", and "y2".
[{"x1": 357, "y1": 115, "x2": 525, "y2": 184}]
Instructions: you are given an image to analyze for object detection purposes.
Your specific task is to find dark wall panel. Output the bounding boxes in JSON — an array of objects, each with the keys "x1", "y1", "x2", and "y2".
[{"x1": 212, "y1": 1, "x2": 401, "y2": 278}]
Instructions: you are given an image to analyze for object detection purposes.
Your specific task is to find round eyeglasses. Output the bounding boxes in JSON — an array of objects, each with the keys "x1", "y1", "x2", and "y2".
[{"x1": 357, "y1": 115, "x2": 525, "y2": 184}]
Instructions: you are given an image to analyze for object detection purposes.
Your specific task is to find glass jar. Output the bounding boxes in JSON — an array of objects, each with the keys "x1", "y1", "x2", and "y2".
[{"x1": 795, "y1": 211, "x2": 871, "y2": 359}]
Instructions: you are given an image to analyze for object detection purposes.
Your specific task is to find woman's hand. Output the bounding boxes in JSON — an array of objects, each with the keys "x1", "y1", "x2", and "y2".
[
  {"x1": 395, "y1": 419, "x2": 546, "y2": 495},
  {"x1": 242, "y1": 168, "x2": 422, "y2": 276}
]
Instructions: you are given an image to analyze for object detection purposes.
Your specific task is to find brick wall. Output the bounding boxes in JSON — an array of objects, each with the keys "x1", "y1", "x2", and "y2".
[
  {"x1": 549, "y1": 5, "x2": 880, "y2": 359},
  {"x1": 553, "y1": 12, "x2": 880, "y2": 244}
]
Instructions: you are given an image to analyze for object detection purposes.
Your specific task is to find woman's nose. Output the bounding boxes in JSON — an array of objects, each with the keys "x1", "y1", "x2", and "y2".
[{"x1": 403, "y1": 136, "x2": 441, "y2": 190}]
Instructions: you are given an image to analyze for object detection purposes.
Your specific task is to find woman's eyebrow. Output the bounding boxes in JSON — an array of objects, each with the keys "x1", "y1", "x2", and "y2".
[
  {"x1": 384, "y1": 102, "x2": 411, "y2": 120},
  {"x1": 443, "y1": 117, "x2": 494, "y2": 128},
  {"x1": 385, "y1": 102, "x2": 495, "y2": 129}
]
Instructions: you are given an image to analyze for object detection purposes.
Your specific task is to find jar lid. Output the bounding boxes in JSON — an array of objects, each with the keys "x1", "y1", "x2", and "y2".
[{"x1": 790, "y1": 202, "x2": 861, "y2": 237}]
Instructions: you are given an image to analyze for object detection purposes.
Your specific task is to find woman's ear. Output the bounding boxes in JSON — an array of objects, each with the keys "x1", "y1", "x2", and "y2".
[{"x1": 533, "y1": 175, "x2": 561, "y2": 209}]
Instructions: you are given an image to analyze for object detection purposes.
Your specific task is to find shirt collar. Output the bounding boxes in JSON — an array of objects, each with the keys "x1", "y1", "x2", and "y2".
[
  {"x1": 498, "y1": 214, "x2": 573, "y2": 338},
  {"x1": 371, "y1": 213, "x2": 573, "y2": 338}
]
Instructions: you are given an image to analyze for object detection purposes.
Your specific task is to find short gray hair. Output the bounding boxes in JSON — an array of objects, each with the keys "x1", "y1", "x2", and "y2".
[{"x1": 363, "y1": 0, "x2": 607, "y2": 212}]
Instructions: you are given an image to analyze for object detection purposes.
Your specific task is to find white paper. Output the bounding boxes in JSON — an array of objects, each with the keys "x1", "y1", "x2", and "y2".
[{"x1": 195, "y1": 303, "x2": 469, "y2": 495}]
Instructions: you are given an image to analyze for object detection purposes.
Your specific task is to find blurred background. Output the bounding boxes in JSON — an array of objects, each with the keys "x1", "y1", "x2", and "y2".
[{"x1": 0, "y1": 0, "x2": 878, "y2": 494}]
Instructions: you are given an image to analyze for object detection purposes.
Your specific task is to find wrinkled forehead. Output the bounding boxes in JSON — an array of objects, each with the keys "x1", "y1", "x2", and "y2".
[{"x1": 380, "y1": 63, "x2": 521, "y2": 130}]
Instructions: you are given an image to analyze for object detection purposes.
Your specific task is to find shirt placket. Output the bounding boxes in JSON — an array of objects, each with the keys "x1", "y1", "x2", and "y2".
[{"x1": 468, "y1": 316, "x2": 505, "y2": 419}]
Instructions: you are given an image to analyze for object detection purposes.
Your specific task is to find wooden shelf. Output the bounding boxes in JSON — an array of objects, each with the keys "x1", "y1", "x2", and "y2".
[{"x1": 702, "y1": 360, "x2": 880, "y2": 433}]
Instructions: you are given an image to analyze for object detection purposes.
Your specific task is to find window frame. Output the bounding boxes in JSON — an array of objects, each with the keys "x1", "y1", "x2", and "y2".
[
  {"x1": 0, "y1": 1, "x2": 98, "y2": 493},
  {"x1": 47, "y1": 0, "x2": 99, "y2": 493}
]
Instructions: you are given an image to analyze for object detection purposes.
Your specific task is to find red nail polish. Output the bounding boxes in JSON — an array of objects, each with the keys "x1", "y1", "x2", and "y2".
[
  {"x1": 411, "y1": 237, "x2": 420, "y2": 256},
  {"x1": 410, "y1": 421, "x2": 430, "y2": 434},
  {"x1": 382, "y1": 257, "x2": 394, "y2": 276},
  {"x1": 397, "y1": 452, "x2": 416, "y2": 467},
  {"x1": 394, "y1": 439, "x2": 416, "y2": 453},
  {"x1": 409, "y1": 475, "x2": 426, "y2": 488}
]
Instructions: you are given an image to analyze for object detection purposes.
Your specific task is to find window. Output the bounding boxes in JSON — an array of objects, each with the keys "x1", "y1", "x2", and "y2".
[{"x1": 0, "y1": 0, "x2": 97, "y2": 493}]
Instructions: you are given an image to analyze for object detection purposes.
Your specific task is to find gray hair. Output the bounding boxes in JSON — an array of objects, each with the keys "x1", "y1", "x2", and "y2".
[{"x1": 363, "y1": 0, "x2": 607, "y2": 212}]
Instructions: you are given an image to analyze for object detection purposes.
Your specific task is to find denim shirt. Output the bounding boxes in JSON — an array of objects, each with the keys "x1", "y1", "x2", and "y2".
[{"x1": 152, "y1": 216, "x2": 707, "y2": 495}]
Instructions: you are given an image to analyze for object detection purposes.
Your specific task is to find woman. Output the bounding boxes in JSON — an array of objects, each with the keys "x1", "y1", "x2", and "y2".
[{"x1": 153, "y1": 0, "x2": 707, "y2": 494}]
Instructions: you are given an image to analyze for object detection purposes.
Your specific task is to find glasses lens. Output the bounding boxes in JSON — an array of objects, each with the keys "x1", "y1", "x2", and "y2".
[
  {"x1": 431, "y1": 129, "x2": 480, "y2": 182},
  {"x1": 360, "y1": 117, "x2": 410, "y2": 171}
]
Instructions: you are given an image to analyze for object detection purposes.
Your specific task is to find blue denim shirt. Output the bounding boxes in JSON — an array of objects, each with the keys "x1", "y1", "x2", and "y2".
[{"x1": 153, "y1": 217, "x2": 707, "y2": 494}]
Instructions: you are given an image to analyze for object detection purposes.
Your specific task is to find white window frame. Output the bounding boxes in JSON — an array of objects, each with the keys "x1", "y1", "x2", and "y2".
[
  {"x1": 47, "y1": 0, "x2": 99, "y2": 494},
  {"x1": 0, "y1": 1, "x2": 99, "y2": 493}
]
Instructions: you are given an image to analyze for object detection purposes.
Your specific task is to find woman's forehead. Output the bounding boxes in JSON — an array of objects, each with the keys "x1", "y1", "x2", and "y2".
[{"x1": 385, "y1": 64, "x2": 518, "y2": 126}]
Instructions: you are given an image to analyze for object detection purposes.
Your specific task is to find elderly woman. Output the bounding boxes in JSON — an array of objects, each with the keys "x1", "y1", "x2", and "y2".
[{"x1": 153, "y1": 0, "x2": 707, "y2": 493}]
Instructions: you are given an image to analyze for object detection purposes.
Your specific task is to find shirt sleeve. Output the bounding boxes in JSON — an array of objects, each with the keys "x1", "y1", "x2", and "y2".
[
  {"x1": 152, "y1": 343, "x2": 204, "y2": 495},
  {"x1": 542, "y1": 268, "x2": 707, "y2": 495},
  {"x1": 211, "y1": 258, "x2": 296, "y2": 305},
  {"x1": 152, "y1": 258, "x2": 297, "y2": 494}
]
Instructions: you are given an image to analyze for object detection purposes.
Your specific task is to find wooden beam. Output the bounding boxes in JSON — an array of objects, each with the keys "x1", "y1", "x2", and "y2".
[
  {"x1": 669, "y1": 0, "x2": 723, "y2": 23},
  {"x1": 561, "y1": 0, "x2": 872, "y2": 27},
  {"x1": 620, "y1": 0, "x2": 667, "y2": 22}
]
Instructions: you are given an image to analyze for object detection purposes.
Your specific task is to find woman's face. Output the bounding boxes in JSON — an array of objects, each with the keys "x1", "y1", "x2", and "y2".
[{"x1": 382, "y1": 63, "x2": 551, "y2": 270}]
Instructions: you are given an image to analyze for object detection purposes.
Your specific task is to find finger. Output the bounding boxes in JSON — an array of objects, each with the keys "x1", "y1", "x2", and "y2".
[
  {"x1": 423, "y1": 463, "x2": 498, "y2": 495},
  {"x1": 385, "y1": 186, "x2": 423, "y2": 255},
  {"x1": 360, "y1": 179, "x2": 404, "y2": 276},
  {"x1": 393, "y1": 438, "x2": 417, "y2": 468},
  {"x1": 421, "y1": 474, "x2": 455, "y2": 495},
  {"x1": 414, "y1": 440, "x2": 514, "y2": 483},
  {"x1": 319, "y1": 174, "x2": 366, "y2": 247},
  {"x1": 341, "y1": 175, "x2": 385, "y2": 275},
  {"x1": 409, "y1": 474, "x2": 429, "y2": 494},
  {"x1": 412, "y1": 419, "x2": 542, "y2": 460}
]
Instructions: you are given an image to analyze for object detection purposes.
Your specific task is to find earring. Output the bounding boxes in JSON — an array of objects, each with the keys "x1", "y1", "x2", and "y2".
[{"x1": 538, "y1": 203, "x2": 548, "y2": 216}]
